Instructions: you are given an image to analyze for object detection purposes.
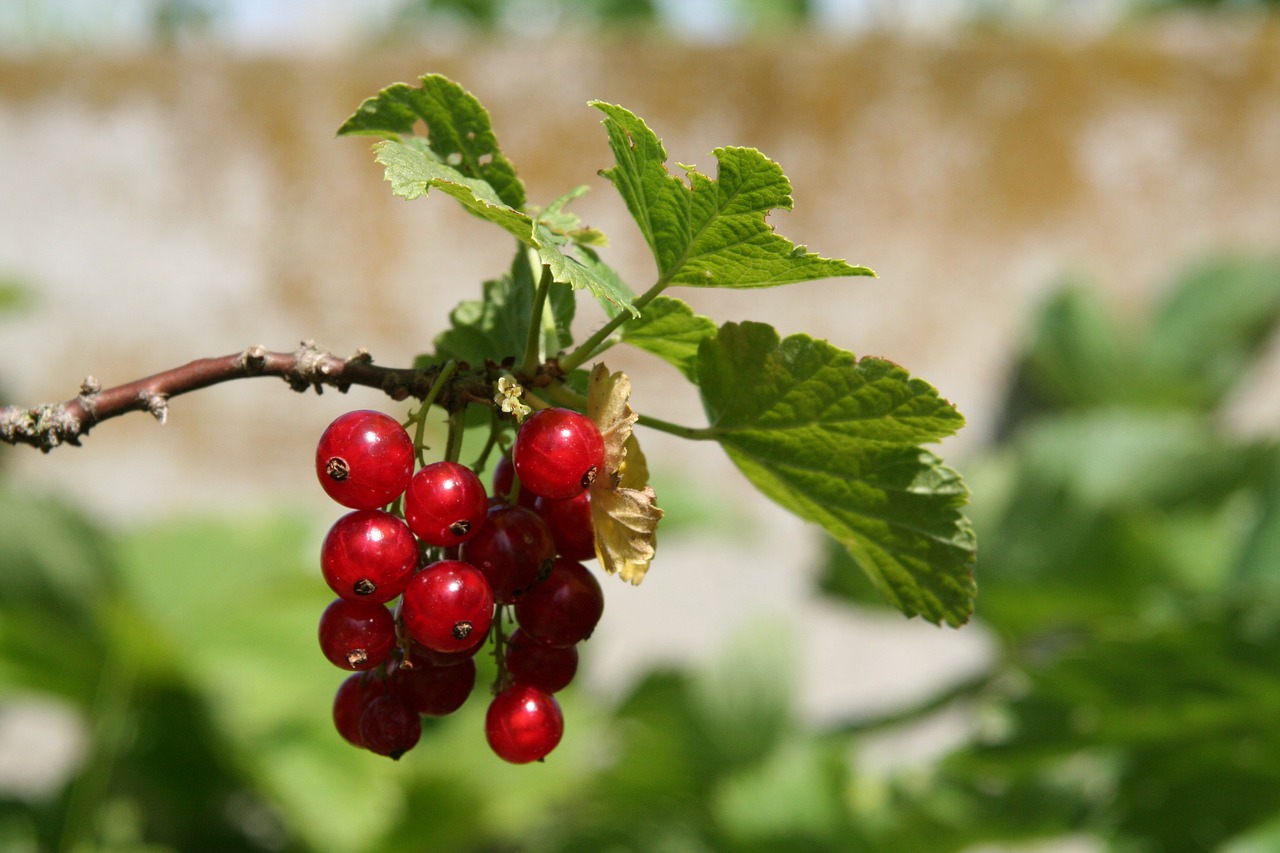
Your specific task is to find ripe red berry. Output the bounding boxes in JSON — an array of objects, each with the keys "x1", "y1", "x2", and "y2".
[
  {"x1": 491, "y1": 454, "x2": 538, "y2": 508},
  {"x1": 401, "y1": 560, "x2": 495, "y2": 653},
  {"x1": 485, "y1": 684, "x2": 564, "y2": 764},
  {"x1": 359, "y1": 693, "x2": 421, "y2": 759},
  {"x1": 505, "y1": 628, "x2": 578, "y2": 694},
  {"x1": 512, "y1": 408, "x2": 605, "y2": 500},
  {"x1": 403, "y1": 461, "x2": 490, "y2": 547},
  {"x1": 514, "y1": 558, "x2": 604, "y2": 648},
  {"x1": 459, "y1": 504, "x2": 555, "y2": 603},
  {"x1": 315, "y1": 410, "x2": 414, "y2": 510},
  {"x1": 391, "y1": 656, "x2": 477, "y2": 717},
  {"x1": 320, "y1": 510, "x2": 418, "y2": 603},
  {"x1": 332, "y1": 672, "x2": 388, "y2": 748},
  {"x1": 404, "y1": 636, "x2": 485, "y2": 668},
  {"x1": 318, "y1": 598, "x2": 396, "y2": 670},
  {"x1": 535, "y1": 492, "x2": 596, "y2": 562}
]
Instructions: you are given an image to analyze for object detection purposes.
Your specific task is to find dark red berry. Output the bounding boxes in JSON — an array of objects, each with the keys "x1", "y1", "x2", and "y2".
[
  {"x1": 332, "y1": 672, "x2": 387, "y2": 748},
  {"x1": 401, "y1": 560, "x2": 495, "y2": 653},
  {"x1": 403, "y1": 461, "x2": 490, "y2": 547},
  {"x1": 359, "y1": 693, "x2": 421, "y2": 759},
  {"x1": 404, "y1": 636, "x2": 485, "y2": 668},
  {"x1": 485, "y1": 684, "x2": 564, "y2": 764},
  {"x1": 512, "y1": 408, "x2": 605, "y2": 500},
  {"x1": 318, "y1": 598, "x2": 396, "y2": 670},
  {"x1": 535, "y1": 492, "x2": 596, "y2": 562},
  {"x1": 514, "y1": 558, "x2": 604, "y2": 648},
  {"x1": 320, "y1": 510, "x2": 418, "y2": 603},
  {"x1": 459, "y1": 504, "x2": 556, "y2": 603},
  {"x1": 505, "y1": 629, "x2": 578, "y2": 694},
  {"x1": 315, "y1": 410, "x2": 414, "y2": 510},
  {"x1": 491, "y1": 454, "x2": 538, "y2": 508},
  {"x1": 391, "y1": 656, "x2": 476, "y2": 717}
]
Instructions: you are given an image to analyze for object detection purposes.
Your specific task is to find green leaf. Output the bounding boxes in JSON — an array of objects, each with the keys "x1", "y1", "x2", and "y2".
[
  {"x1": 339, "y1": 73, "x2": 525, "y2": 210},
  {"x1": 373, "y1": 139, "x2": 637, "y2": 317},
  {"x1": 620, "y1": 295, "x2": 717, "y2": 380},
  {"x1": 698, "y1": 322, "x2": 975, "y2": 626},
  {"x1": 592, "y1": 102, "x2": 874, "y2": 288}
]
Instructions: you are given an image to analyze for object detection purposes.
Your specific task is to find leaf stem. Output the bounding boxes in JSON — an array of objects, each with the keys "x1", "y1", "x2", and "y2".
[
  {"x1": 636, "y1": 412, "x2": 714, "y2": 441},
  {"x1": 558, "y1": 278, "x2": 669, "y2": 373},
  {"x1": 520, "y1": 264, "x2": 554, "y2": 376}
]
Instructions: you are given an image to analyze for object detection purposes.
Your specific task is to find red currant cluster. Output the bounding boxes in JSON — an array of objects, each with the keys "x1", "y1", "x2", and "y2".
[{"x1": 313, "y1": 407, "x2": 606, "y2": 763}]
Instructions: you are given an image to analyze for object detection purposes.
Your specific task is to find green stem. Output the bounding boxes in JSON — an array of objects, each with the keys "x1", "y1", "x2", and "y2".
[
  {"x1": 636, "y1": 412, "x2": 714, "y2": 441},
  {"x1": 559, "y1": 278, "x2": 669, "y2": 373},
  {"x1": 444, "y1": 406, "x2": 466, "y2": 464},
  {"x1": 470, "y1": 408, "x2": 503, "y2": 477},
  {"x1": 520, "y1": 264, "x2": 554, "y2": 376},
  {"x1": 408, "y1": 361, "x2": 458, "y2": 467}
]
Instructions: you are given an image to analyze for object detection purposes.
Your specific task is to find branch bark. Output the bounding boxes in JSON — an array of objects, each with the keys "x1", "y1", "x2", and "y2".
[{"x1": 0, "y1": 341, "x2": 445, "y2": 451}]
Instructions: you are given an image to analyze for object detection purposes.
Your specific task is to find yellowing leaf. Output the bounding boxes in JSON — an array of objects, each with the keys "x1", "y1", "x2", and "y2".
[{"x1": 586, "y1": 365, "x2": 663, "y2": 584}]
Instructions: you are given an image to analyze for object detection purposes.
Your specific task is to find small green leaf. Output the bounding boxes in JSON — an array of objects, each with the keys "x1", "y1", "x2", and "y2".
[
  {"x1": 339, "y1": 73, "x2": 525, "y2": 210},
  {"x1": 698, "y1": 322, "x2": 975, "y2": 626},
  {"x1": 592, "y1": 102, "x2": 874, "y2": 288},
  {"x1": 620, "y1": 295, "x2": 717, "y2": 381}
]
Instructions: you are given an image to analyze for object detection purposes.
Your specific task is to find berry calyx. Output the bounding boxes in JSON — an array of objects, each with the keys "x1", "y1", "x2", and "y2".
[
  {"x1": 535, "y1": 492, "x2": 596, "y2": 562},
  {"x1": 403, "y1": 461, "x2": 490, "y2": 547},
  {"x1": 514, "y1": 558, "x2": 604, "y2": 648},
  {"x1": 459, "y1": 504, "x2": 556, "y2": 603},
  {"x1": 315, "y1": 410, "x2": 414, "y2": 510},
  {"x1": 512, "y1": 408, "x2": 605, "y2": 500},
  {"x1": 401, "y1": 560, "x2": 495, "y2": 653},
  {"x1": 320, "y1": 509, "x2": 418, "y2": 603},
  {"x1": 505, "y1": 629, "x2": 578, "y2": 694},
  {"x1": 485, "y1": 684, "x2": 564, "y2": 764},
  {"x1": 318, "y1": 598, "x2": 396, "y2": 670},
  {"x1": 359, "y1": 693, "x2": 421, "y2": 759}
]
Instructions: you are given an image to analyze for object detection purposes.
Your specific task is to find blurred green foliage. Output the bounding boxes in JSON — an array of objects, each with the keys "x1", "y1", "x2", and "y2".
[{"x1": 5, "y1": 255, "x2": 1280, "y2": 851}]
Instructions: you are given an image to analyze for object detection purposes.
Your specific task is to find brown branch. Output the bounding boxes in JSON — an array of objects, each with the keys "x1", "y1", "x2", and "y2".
[{"x1": 0, "y1": 341, "x2": 452, "y2": 452}]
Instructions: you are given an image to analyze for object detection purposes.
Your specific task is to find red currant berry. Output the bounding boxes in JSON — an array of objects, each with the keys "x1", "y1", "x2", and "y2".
[
  {"x1": 491, "y1": 454, "x2": 538, "y2": 508},
  {"x1": 315, "y1": 410, "x2": 414, "y2": 510},
  {"x1": 359, "y1": 693, "x2": 421, "y2": 760},
  {"x1": 404, "y1": 636, "x2": 485, "y2": 667},
  {"x1": 514, "y1": 558, "x2": 604, "y2": 648},
  {"x1": 459, "y1": 504, "x2": 555, "y2": 603},
  {"x1": 320, "y1": 510, "x2": 418, "y2": 603},
  {"x1": 512, "y1": 408, "x2": 605, "y2": 500},
  {"x1": 485, "y1": 684, "x2": 564, "y2": 764},
  {"x1": 505, "y1": 629, "x2": 578, "y2": 694},
  {"x1": 403, "y1": 461, "x2": 489, "y2": 547},
  {"x1": 318, "y1": 598, "x2": 396, "y2": 670},
  {"x1": 332, "y1": 672, "x2": 387, "y2": 748},
  {"x1": 535, "y1": 492, "x2": 596, "y2": 562},
  {"x1": 391, "y1": 656, "x2": 476, "y2": 717},
  {"x1": 401, "y1": 560, "x2": 495, "y2": 653}
]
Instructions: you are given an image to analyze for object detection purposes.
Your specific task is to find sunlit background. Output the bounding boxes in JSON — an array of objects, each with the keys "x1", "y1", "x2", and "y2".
[{"x1": 3, "y1": 1, "x2": 1280, "y2": 852}]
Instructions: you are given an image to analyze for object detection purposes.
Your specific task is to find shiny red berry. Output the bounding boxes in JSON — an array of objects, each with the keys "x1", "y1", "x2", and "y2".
[
  {"x1": 485, "y1": 684, "x2": 564, "y2": 764},
  {"x1": 315, "y1": 410, "x2": 414, "y2": 509},
  {"x1": 505, "y1": 629, "x2": 578, "y2": 694},
  {"x1": 332, "y1": 672, "x2": 387, "y2": 748},
  {"x1": 491, "y1": 454, "x2": 538, "y2": 508},
  {"x1": 514, "y1": 558, "x2": 604, "y2": 648},
  {"x1": 320, "y1": 510, "x2": 418, "y2": 603},
  {"x1": 403, "y1": 461, "x2": 489, "y2": 547},
  {"x1": 512, "y1": 408, "x2": 604, "y2": 500},
  {"x1": 318, "y1": 598, "x2": 396, "y2": 670},
  {"x1": 391, "y1": 656, "x2": 477, "y2": 717},
  {"x1": 401, "y1": 560, "x2": 495, "y2": 653},
  {"x1": 535, "y1": 492, "x2": 596, "y2": 562},
  {"x1": 359, "y1": 693, "x2": 421, "y2": 759},
  {"x1": 404, "y1": 636, "x2": 485, "y2": 668},
  {"x1": 459, "y1": 504, "x2": 556, "y2": 603}
]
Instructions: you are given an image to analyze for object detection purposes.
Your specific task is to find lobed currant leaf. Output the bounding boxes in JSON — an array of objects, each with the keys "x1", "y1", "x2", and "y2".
[
  {"x1": 698, "y1": 322, "x2": 976, "y2": 626},
  {"x1": 592, "y1": 102, "x2": 875, "y2": 289},
  {"x1": 620, "y1": 295, "x2": 717, "y2": 381},
  {"x1": 338, "y1": 73, "x2": 525, "y2": 210},
  {"x1": 586, "y1": 364, "x2": 663, "y2": 584}
]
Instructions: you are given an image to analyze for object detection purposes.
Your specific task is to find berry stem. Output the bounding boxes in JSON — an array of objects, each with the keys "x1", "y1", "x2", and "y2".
[
  {"x1": 469, "y1": 407, "x2": 503, "y2": 478},
  {"x1": 444, "y1": 406, "x2": 467, "y2": 464},
  {"x1": 407, "y1": 360, "x2": 458, "y2": 467},
  {"x1": 558, "y1": 278, "x2": 671, "y2": 373},
  {"x1": 520, "y1": 263, "x2": 555, "y2": 377}
]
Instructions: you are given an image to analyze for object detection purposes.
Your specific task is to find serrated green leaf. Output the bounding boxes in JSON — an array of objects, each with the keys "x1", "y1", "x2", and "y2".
[
  {"x1": 592, "y1": 102, "x2": 874, "y2": 289},
  {"x1": 620, "y1": 295, "x2": 717, "y2": 381},
  {"x1": 698, "y1": 322, "x2": 975, "y2": 626},
  {"x1": 339, "y1": 73, "x2": 525, "y2": 210},
  {"x1": 375, "y1": 139, "x2": 637, "y2": 317}
]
